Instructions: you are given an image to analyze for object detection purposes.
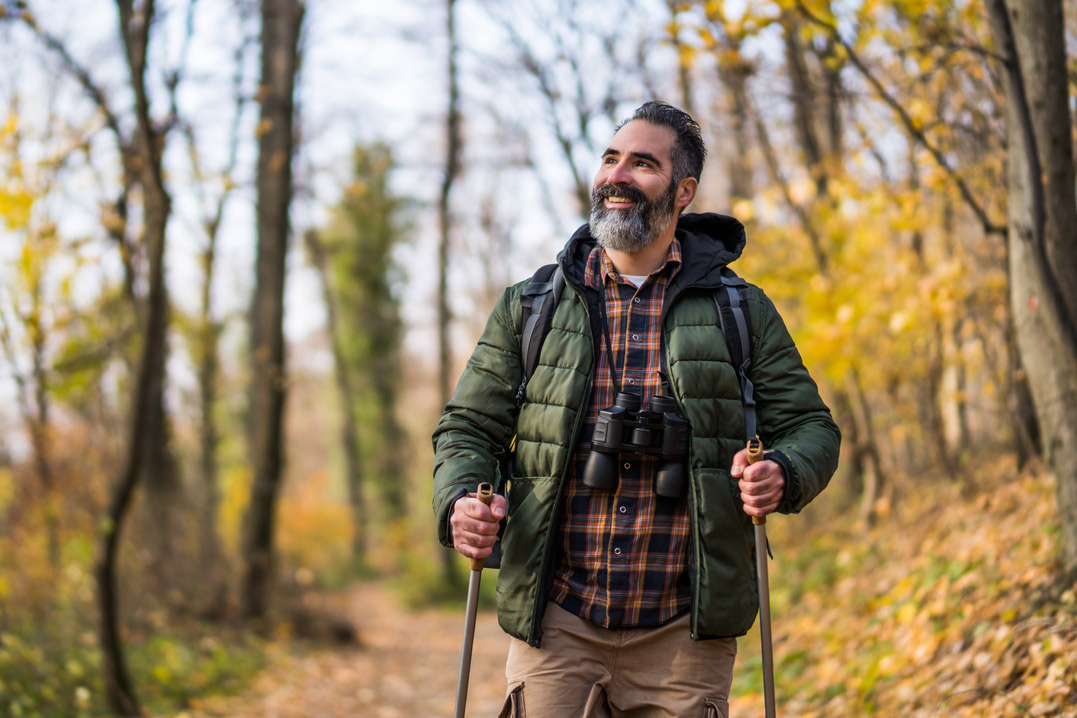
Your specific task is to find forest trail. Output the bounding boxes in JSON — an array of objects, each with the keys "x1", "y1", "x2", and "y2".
[{"x1": 183, "y1": 581, "x2": 510, "y2": 718}]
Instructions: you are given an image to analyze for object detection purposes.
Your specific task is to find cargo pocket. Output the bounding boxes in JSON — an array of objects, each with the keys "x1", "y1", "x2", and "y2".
[
  {"x1": 703, "y1": 697, "x2": 728, "y2": 718},
  {"x1": 497, "y1": 682, "x2": 525, "y2": 718}
]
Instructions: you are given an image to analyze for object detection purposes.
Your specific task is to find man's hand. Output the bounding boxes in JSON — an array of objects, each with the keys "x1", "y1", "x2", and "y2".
[
  {"x1": 450, "y1": 491, "x2": 507, "y2": 560},
  {"x1": 731, "y1": 450, "x2": 785, "y2": 519}
]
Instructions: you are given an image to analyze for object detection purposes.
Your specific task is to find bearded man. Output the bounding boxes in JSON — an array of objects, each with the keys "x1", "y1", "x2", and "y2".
[{"x1": 433, "y1": 101, "x2": 840, "y2": 718}]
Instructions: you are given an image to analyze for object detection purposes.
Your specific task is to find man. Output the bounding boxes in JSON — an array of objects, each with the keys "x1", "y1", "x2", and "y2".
[{"x1": 433, "y1": 101, "x2": 840, "y2": 718}]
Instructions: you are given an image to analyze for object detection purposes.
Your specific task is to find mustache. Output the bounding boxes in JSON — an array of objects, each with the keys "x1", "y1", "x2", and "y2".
[{"x1": 593, "y1": 183, "x2": 648, "y2": 204}]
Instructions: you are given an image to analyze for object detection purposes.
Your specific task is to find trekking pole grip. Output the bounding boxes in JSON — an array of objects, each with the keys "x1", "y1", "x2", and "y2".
[
  {"x1": 470, "y1": 483, "x2": 495, "y2": 571},
  {"x1": 746, "y1": 437, "x2": 766, "y2": 526}
]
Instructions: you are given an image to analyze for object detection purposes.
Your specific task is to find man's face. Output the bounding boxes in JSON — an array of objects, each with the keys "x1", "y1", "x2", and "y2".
[{"x1": 589, "y1": 120, "x2": 683, "y2": 254}]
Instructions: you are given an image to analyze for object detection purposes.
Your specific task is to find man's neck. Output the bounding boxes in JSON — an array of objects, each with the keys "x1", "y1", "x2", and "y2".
[{"x1": 603, "y1": 226, "x2": 677, "y2": 277}]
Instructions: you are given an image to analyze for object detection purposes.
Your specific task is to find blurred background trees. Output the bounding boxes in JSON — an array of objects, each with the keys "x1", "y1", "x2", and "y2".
[{"x1": 0, "y1": 0, "x2": 1075, "y2": 715}]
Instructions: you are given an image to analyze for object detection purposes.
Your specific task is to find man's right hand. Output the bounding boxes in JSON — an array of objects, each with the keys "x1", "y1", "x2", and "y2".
[{"x1": 450, "y1": 492, "x2": 507, "y2": 560}]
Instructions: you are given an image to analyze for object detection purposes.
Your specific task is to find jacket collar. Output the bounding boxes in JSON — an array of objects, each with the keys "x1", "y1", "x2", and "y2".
[{"x1": 559, "y1": 212, "x2": 747, "y2": 290}]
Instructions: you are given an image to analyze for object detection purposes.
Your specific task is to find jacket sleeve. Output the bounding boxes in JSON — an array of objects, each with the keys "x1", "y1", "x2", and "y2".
[
  {"x1": 432, "y1": 285, "x2": 524, "y2": 547},
  {"x1": 748, "y1": 289, "x2": 841, "y2": 514}
]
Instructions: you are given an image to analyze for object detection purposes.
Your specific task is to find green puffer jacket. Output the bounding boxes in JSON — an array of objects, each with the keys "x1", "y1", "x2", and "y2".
[{"x1": 433, "y1": 213, "x2": 840, "y2": 647}]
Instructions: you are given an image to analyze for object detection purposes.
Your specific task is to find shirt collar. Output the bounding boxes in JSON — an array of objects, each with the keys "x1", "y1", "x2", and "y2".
[{"x1": 585, "y1": 237, "x2": 683, "y2": 291}]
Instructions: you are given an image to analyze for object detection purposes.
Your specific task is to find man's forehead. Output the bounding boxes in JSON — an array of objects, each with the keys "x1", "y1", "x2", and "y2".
[{"x1": 606, "y1": 120, "x2": 676, "y2": 162}]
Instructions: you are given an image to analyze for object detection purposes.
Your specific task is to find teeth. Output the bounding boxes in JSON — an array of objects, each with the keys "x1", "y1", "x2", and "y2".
[{"x1": 608, "y1": 196, "x2": 634, "y2": 204}]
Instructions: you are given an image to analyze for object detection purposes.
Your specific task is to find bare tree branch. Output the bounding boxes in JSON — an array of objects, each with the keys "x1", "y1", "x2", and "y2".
[
  {"x1": 794, "y1": 0, "x2": 1006, "y2": 237},
  {"x1": 747, "y1": 93, "x2": 830, "y2": 276}
]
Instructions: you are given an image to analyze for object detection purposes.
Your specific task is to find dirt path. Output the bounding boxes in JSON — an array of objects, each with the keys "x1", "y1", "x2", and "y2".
[
  {"x1": 184, "y1": 581, "x2": 767, "y2": 718},
  {"x1": 185, "y1": 581, "x2": 509, "y2": 717}
]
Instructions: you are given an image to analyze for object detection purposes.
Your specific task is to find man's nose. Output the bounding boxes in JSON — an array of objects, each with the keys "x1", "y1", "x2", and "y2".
[{"x1": 605, "y1": 159, "x2": 633, "y2": 185}]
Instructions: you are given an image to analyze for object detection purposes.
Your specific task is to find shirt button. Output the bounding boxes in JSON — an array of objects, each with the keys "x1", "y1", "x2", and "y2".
[
  {"x1": 627, "y1": 378, "x2": 635, "y2": 385},
  {"x1": 633, "y1": 297, "x2": 641, "y2": 303},
  {"x1": 613, "y1": 548, "x2": 622, "y2": 555},
  {"x1": 631, "y1": 334, "x2": 640, "y2": 341},
  {"x1": 623, "y1": 462, "x2": 632, "y2": 470},
  {"x1": 619, "y1": 505, "x2": 628, "y2": 514}
]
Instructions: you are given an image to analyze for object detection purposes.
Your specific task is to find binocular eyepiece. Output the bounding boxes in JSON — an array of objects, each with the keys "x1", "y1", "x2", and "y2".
[{"x1": 582, "y1": 392, "x2": 690, "y2": 498}]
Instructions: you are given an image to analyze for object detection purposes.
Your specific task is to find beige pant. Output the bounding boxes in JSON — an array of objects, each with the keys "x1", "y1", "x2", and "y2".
[{"x1": 500, "y1": 603, "x2": 736, "y2": 718}]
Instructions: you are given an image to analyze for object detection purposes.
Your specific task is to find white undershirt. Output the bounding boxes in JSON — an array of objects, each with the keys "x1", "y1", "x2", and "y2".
[{"x1": 621, "y1": 274, "x2": 648, "y2": 287}]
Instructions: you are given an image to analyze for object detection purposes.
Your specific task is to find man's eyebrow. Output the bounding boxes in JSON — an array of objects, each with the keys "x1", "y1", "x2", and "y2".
[{"x1": 601, "y1": 147, "x2": 663, "y2": 167}]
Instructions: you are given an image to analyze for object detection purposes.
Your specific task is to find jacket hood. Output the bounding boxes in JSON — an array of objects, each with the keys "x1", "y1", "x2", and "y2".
[{"x1": 559, "y1": 212, "x2": 747, "y2": 289}]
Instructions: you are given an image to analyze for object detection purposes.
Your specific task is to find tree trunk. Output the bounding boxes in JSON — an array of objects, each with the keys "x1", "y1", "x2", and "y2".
[
  {"x1": 769, "y1": 14, "x2": 890, "y2": 519},
  {"x1": 188, "y1": 30, "x2": 249, "y2": 618},
  {"x1": 665, "y1": 0, "x2": 695, "y2": 118},
  {"x1": 305, "y1": 231, "x2": 367, "y2": 563},
  {"x1": 722, "y1": 36, "x2": 753, "y2": 204},
  {"x1": 96, "y1": 1, "x2": 172, "y2": 713},
  {"x1": 438, "y1": 0, "x2": 461, "y2": 413},
  {"x1": 988, "y1": 0, "x2": 1077, "y2": 578},
  {"x1": 1009, "y1": 331, "x2": 1041, "y2": 468},
  {"x1": 781, "y1": 12, "x2": 826, "y2": 196},
  {"x1": 197, "y1": 227, "x2": 226, "y2": 616},
  {"x1": 242, "y1": 0, "x2": 304, "y2": 622},
  {"x1": 438, "y1": 0, "x2": 463, "y2": 585}
]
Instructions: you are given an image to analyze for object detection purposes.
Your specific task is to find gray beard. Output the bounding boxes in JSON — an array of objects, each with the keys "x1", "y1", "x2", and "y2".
[{"x1": 588, "y1": 179, "x2": 679, "y2": 253}]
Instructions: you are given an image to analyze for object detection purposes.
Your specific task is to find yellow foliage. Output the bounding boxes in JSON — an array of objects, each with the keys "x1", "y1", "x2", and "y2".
[
  {"x1": 276, "y1": 468, "x2": 351, "y2": 576},
  {"x1": 0, "y1": 115, "x2": 34, "y2": 230},
  {"x1": 0, "y1": 186, "x2": 33, "y2": 229},
  {"x1": 731, "y1": 198, "x2": 755, "y2": 222},
  {"x1": 218, "y1": 464, "x2": 253, "y2": 556},
  {"x1": 0, "y1": 467, "x2": 12, "y2": 514}
]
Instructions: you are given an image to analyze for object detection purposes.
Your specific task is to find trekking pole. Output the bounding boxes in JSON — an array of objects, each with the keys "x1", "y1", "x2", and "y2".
[
  {"x1": 454, "y1": 482, "x2": 494, "y2": 718},
  {"x1": 747, "y1": 438, "x2": 777, "y2": 718}
]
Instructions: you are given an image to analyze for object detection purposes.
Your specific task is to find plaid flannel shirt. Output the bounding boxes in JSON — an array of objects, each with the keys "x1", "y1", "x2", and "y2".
[{"x1": 549, "y1": 238, "x2": 693, "y2": 628}]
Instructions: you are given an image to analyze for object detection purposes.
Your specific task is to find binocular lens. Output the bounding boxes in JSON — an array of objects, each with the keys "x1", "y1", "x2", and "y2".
[
  {"x1": 582, "y1": 451, "x2": 619, "y2": 490},
  {"x1": 580, "y1": 393, "x2": 689, "y2": 498},
  {"x1": 649, "y1": 395, "x2": 677, "y2": 413}
]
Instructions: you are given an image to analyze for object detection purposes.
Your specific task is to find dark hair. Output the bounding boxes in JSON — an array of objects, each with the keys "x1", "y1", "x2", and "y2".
[{"x1": 617, "y1": 101, "x2": 706, "y2": 183}]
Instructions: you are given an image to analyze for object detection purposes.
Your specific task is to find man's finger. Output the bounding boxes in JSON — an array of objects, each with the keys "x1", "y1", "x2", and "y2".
[
  {"x1": 730, "y1": 448, "x2": 750, "y2": 477},
  {"x1": 459, "y1": 493, "x2": 507, "y2": 520}
]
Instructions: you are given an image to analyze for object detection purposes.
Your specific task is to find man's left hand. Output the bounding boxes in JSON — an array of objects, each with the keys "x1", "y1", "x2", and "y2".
[{"x1": 730, "y1": 449, "x2": 785, "y2": 519}]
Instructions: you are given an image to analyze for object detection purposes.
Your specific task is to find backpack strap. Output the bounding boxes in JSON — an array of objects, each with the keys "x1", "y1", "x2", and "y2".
[
  {"x1": 714, "y1": 272, "x2": 757, "y2": 442},
  {"x1": 491, "y1": 263, "x2": 564, "y2": 570},
  {"x1": 516, "y1": 263, "x2": 565, "y2": 404}
]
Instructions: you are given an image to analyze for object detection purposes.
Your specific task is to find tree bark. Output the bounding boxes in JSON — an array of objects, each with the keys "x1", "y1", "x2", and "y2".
[
  {"x1": 305, "y1": 231, "x2": 367, "y2": 562},
  {"x1": 665, "y1": 0, "x2": 695, "y2": 118},
  {"x1": 437, "y1": 0, "x2": 463, "y2": 584},
  {"x1": 720, "y1": 34, "x2": 754, "y2": 204},
  {"x1": 438, "y1": 0, "x2": 461, "y2": 413},
  {"x1": 987, "y1": 0, "x2": 1077, "y2": 578},
  {"x1": 242, "y1": 0, "x2": 304, "y2": 622},
  {"x1": 189, "y1": 27, "x2": 250, "y2": 619},
  {"x1": 196, "y1": 229, "x2": 225, "y2": 613},
  {"x1": 96, "y1": 0, "x2": 172, "y2": 713}
]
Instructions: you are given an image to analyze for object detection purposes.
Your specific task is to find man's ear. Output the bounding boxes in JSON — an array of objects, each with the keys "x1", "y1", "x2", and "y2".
[{"x1": 676, "y1": 177, "x2": 698, "y2": 210}]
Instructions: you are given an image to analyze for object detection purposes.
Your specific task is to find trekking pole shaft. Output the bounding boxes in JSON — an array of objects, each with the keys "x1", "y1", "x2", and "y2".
[
  {"x1": 454, "y1": 483, "x2": 494, "y2": 718},
  {"x1": 754, "y1": 521, "x2": 776, "y2": 718},
  {"x1": 747, "y1": 439, "x2": 777, "y2": 718}
]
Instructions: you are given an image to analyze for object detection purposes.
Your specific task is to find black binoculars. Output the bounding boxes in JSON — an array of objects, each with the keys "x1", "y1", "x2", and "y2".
[{"x1": 582, "y1": 392, "x2": 690, "y2": 498}]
